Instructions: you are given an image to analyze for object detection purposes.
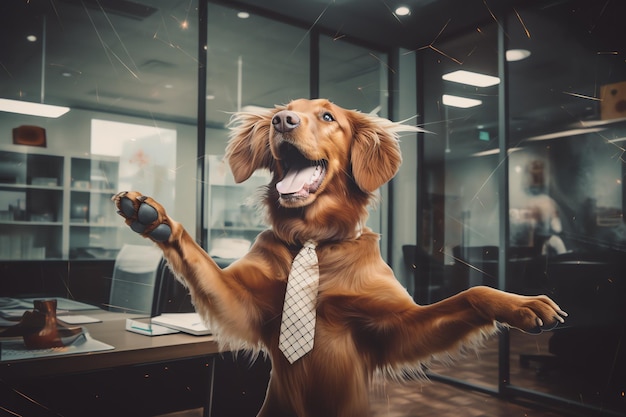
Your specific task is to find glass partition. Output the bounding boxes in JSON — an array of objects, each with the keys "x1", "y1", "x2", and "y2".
[
  {"x1": 0, "y1": 1, "x2": 198, "y2": 314},
  {"x1": 418, "y1": 20, "x2": 501, "y2": 390},
  {"x1": 417, "y1": 2, "x2": 626, "y2": 414},
  {"x1": 0, "y1": 1, "x2": 197, "y2": 262},
  {"x1": 203, "y1": 3, "x2": 310, "y2": 263},
  {"x1": 505, "y1": 2, "x2": 626, "y2": 413}
]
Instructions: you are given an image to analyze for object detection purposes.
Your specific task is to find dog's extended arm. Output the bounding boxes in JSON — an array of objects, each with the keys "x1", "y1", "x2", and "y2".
[
  {"x1": 112, "y1": 191, "x2": 284, "y2": 347},
  {"x1": 320, "y1": 275, "x2": 567, "y2": 369}
]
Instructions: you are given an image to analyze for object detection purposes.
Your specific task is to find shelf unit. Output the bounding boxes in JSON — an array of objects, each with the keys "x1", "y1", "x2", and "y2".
[
  {"x1": 205, "y1": 155, "x2": 270, "y2": 259},
  {"x1": 0, "y1": 146, "x2": 125, "y2": 260}
]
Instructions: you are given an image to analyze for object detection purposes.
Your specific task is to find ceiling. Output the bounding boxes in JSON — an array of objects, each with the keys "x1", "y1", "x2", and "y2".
[{"x1": 1, "y1": 0, "x2": 625, "y2": 152}]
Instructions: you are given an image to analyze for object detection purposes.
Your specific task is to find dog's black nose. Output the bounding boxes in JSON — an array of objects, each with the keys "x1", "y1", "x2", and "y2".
[{"x1": 272, "y1": 110, "x2": 300, "y2": 133}]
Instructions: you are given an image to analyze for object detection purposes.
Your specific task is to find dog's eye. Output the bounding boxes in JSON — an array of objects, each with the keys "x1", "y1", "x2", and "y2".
[{"x1": 322, "y1": 112, "x2": 335, "y2": 122}]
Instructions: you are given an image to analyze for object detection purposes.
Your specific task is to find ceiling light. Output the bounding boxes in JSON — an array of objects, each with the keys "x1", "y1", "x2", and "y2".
[
  {"x1": 442, "y1": 70, "x2": 500, "y2": 87},
  {"x1": 472, "y1": 147, "x2": 521, "y2": 157},
  {"x1": 395, "y1": 6, "x2": 411, "y2": 16},
  {"x1": 0, "y1": 98, "x2": 70, "y2": 118},
  {"x1": 26, "y1": 35, "x2": 37, "y2": 42},
  {"x1": 506, "y1": 49, "x2": 531, "y2": 62},
  {"x1": 525, "y1": 127, "x2": 606, "y2": 141},
  {"x1": 442, "y1": 94, "x2": 482, "y2": 108},
  {"x1": 237, "y1": 11, "x2": 250, "y2": 19}
]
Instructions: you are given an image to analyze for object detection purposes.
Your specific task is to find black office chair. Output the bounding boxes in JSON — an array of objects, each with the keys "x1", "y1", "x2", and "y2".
[
  {"x1": 151, "y1": 258, "x2": 195, "y2": 317},
  {"x1": 402, "y1": 245, "x2": 443, "y2": 305}
]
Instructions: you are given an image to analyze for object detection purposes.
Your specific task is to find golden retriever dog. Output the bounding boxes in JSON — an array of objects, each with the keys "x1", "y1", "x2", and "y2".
[{"x1": 113, "y1": 98, "x2": 567, "y2": 417}]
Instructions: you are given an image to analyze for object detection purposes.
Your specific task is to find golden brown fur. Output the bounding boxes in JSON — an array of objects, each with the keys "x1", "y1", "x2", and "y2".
[{"x1": 113, "y1": 98, "x2": 566, "y2": 417}]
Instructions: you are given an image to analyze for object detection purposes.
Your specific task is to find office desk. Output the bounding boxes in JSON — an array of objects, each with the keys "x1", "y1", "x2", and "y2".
[
  {"x1": 0, "y1": 315, "x2": 220, "y2": 380},
  {"x1": 0, "y1": 308, "x2": 221, "y2": 417}
]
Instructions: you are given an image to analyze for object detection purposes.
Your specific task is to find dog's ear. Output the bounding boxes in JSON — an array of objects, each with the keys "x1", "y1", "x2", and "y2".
[
  {"x1": 349, "y1": 112, "x2": 406, "y2": 193},
  {"x1": 226, "y1": 109, "x2": 275, "y2": 183}
]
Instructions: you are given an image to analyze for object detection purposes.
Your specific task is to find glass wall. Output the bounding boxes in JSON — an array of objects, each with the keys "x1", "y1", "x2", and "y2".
[
  {"x1": 0, "y1": 0, "x2": 199, "y2": 263},
  {"x1": 505, "y1": 1, "x2": 625, "y2": 413},
  {"x1": 418, "y1": 1, "x2": 626, "y2": 414},
  {"x1": 202, "y1": 5, "x2": 395, "y2": 263},
  {"x1": 418, "y1": 20, "x2": 501, "y2": 391}
]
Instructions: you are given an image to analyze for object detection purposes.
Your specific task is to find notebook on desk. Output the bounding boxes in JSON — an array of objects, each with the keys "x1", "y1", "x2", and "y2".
[{"x1": 151, "y1": 313, "x2": 211, "y2": 336}]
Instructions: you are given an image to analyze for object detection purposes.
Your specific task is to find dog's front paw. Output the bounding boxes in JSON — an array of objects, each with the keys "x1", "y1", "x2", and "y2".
[
  {"x1": 467, "y1": 287, "x2": 567, "y2": 334},
  {"x1": 112, "y1": 191, "x2": 172, "y2": 242},
  {"x1": 499, "y1": 293, "x2": 568, "y2": 334}
]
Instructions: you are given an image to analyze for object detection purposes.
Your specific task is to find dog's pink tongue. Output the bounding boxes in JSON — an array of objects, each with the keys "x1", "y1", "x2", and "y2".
[{"x1": 277, "y1": 165, "x2": 318, "y2": 194}]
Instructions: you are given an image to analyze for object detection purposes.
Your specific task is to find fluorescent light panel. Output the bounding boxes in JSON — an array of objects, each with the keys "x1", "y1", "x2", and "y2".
[
  {"x1": 506, "y1": 49, "x2": 531, "y2": 62},
  {"x1": 0, "y1": 98, "x2": 69, "y2": 118},
  {"x1": 525, "y1": 127, "x2": 605, "y2": 141},
  {"x1": 472, "y1": 147, "x2": 521, "y2": 157},
  {"x1": 442, "y1": 70, "x2": 500, "y2": 87},
  {"x1": 442, "y1": 94, "x2": 482, "y2": 108}
]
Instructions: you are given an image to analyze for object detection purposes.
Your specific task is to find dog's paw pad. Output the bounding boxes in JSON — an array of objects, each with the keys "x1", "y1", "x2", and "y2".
[
  {"x1": 149, "y1": 224, "x2": 171, "y2": 242},
  {"x1": 138, "y1": 202, "x2": 158, "y2": 224},
  {"x1": 130, "y1": 221, "x2": 147, "y2": 234},
  {"x1": 119, "y1": 196, "x2": 136, "y2": 218}
]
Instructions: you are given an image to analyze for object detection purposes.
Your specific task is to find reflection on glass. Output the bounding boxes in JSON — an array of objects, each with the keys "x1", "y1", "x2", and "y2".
[
  {"x1": 206, "y1": 3, "x2": 309, "y2": 126},
  {"x1": 419, "y1": 21, "x2": 500, "y2": 390},
  {"x1": 506, "y1": 1, "x2": 626, "y2": 413}
]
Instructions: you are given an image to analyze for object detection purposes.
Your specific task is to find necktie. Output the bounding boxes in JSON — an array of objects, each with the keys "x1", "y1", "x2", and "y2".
[{"x1": 279, "y1": 240, "x2": 319, "y2": 364}]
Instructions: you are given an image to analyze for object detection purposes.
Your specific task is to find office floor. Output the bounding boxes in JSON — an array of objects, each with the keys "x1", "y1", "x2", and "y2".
[
  {"x1": 368, "y1": 379, "x2": 564, "y2": 417},
  {"x1": 160, "y1": 380, "x2": 564, "y2": 417},
  {"x1": 161, "y1": 330, "x2": 624, "y2": 417}
]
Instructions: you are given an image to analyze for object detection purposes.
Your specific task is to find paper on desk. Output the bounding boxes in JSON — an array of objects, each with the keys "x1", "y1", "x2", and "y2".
[
  {"x1": 58, "y1": 315, "x2": 102, "y2": 324},
  {"x1": 151, "y1": 313, "x2": 212, "y2": 336},
  {"x1": 0, "y1": 328, "x2": 114, "y2": 361}
]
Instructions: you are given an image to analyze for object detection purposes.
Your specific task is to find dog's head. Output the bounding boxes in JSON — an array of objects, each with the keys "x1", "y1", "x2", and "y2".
[{"x1": 226, "y1": 98, "x2": 420, "y2": 242}]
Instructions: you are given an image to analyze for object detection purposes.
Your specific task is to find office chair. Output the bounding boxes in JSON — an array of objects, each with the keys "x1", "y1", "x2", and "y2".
[
  {"x1": 151, "y1": 257, "x2": 195, "y2": 316},
  {"x1": 108, "y1": 244, "x2": 163, "y2": 314},
  {"x1": 402, "y1": 245, "x2": 443, "y2": 305}
]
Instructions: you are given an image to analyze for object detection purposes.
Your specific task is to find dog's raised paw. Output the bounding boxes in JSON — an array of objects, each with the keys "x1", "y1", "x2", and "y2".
[{"x1": 113, "y1": 191, "x2": 172, "y2": 242}]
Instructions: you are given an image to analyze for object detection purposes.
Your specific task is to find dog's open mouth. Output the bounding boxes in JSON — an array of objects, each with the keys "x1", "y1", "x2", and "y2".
[{"x1": 276, "y1": 144, "x2": 327, "y2": 200}]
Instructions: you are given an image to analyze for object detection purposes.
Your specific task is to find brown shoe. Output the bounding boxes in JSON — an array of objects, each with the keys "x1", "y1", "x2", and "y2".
[{"x1": 0, "y1": 299, "x2": 83, "y2": 349}]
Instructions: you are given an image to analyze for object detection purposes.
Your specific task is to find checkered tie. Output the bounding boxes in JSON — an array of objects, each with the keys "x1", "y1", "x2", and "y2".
[{"x1": 279, "y1": 240, "x2": 319, "y2": 364}]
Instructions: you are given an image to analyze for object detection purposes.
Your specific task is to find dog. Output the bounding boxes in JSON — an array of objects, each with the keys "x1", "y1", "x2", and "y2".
[{"x1": 113, "y1": 98, "x2": 567, "y2": 417}]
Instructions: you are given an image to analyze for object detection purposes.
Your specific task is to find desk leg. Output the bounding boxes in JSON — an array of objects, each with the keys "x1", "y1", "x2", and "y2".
[{"x1": 204, "y1": 356, "x2": 216, "y2": 417}]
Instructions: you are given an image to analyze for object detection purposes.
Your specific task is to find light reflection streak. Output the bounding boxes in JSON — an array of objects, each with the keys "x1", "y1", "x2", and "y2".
[
  {"x1": 588, "y1": 0, "x2": 611, "y2": 34},
  {"x1": 444, "y1": 250, "x2": 497, "y2": 279},
  {"x1": 403, "y1": 19, "x2": 463, "y2": 66},
  {"x1": 482, "y1": 0, "x2": 507, "y2": 38},
  {"x1": 562, "y1": 91, "x2": 602, "y2": 101},
  {"x1": 290, "y1": 0, "x2": 333, "y2": 56},
  {"x1": 2, "y1": 382, "x2": 57, "y2": 416},
  {"x1": 81, "y1": 1, "x2": 140, "y2": 79},
  {"x1": 0, "y1": 405, "x2": 22, "y2": 417},
  {"x1": 94, "y1": 0, "x2": 141, "y2": 76},
  {"x1": 369, "y1": 53, "x2": 396, "y2": 75},
  {"x1": 513, "y1": 8, "x2": 531, "y2": 38}
]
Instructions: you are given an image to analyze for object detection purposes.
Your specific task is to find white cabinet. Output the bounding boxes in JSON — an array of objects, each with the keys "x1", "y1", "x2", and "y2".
[
  {"x1": 69, "y1": 156, "x2": 123, "y2": 259},
  {"x1": 0, "y1": 146, "x2": 125, "y2": 260},
  {"x1": 205, "y1": 155, "x2": 269, "y2": 260}
]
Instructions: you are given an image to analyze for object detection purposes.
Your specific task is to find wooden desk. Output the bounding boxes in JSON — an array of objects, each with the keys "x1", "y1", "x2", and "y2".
[
  {"x1": 0, "y1": 314, "x2": 220, "y2": 380},
  {"x1": 0, "y1": 309, "x2": 222, "y2": 417}
]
